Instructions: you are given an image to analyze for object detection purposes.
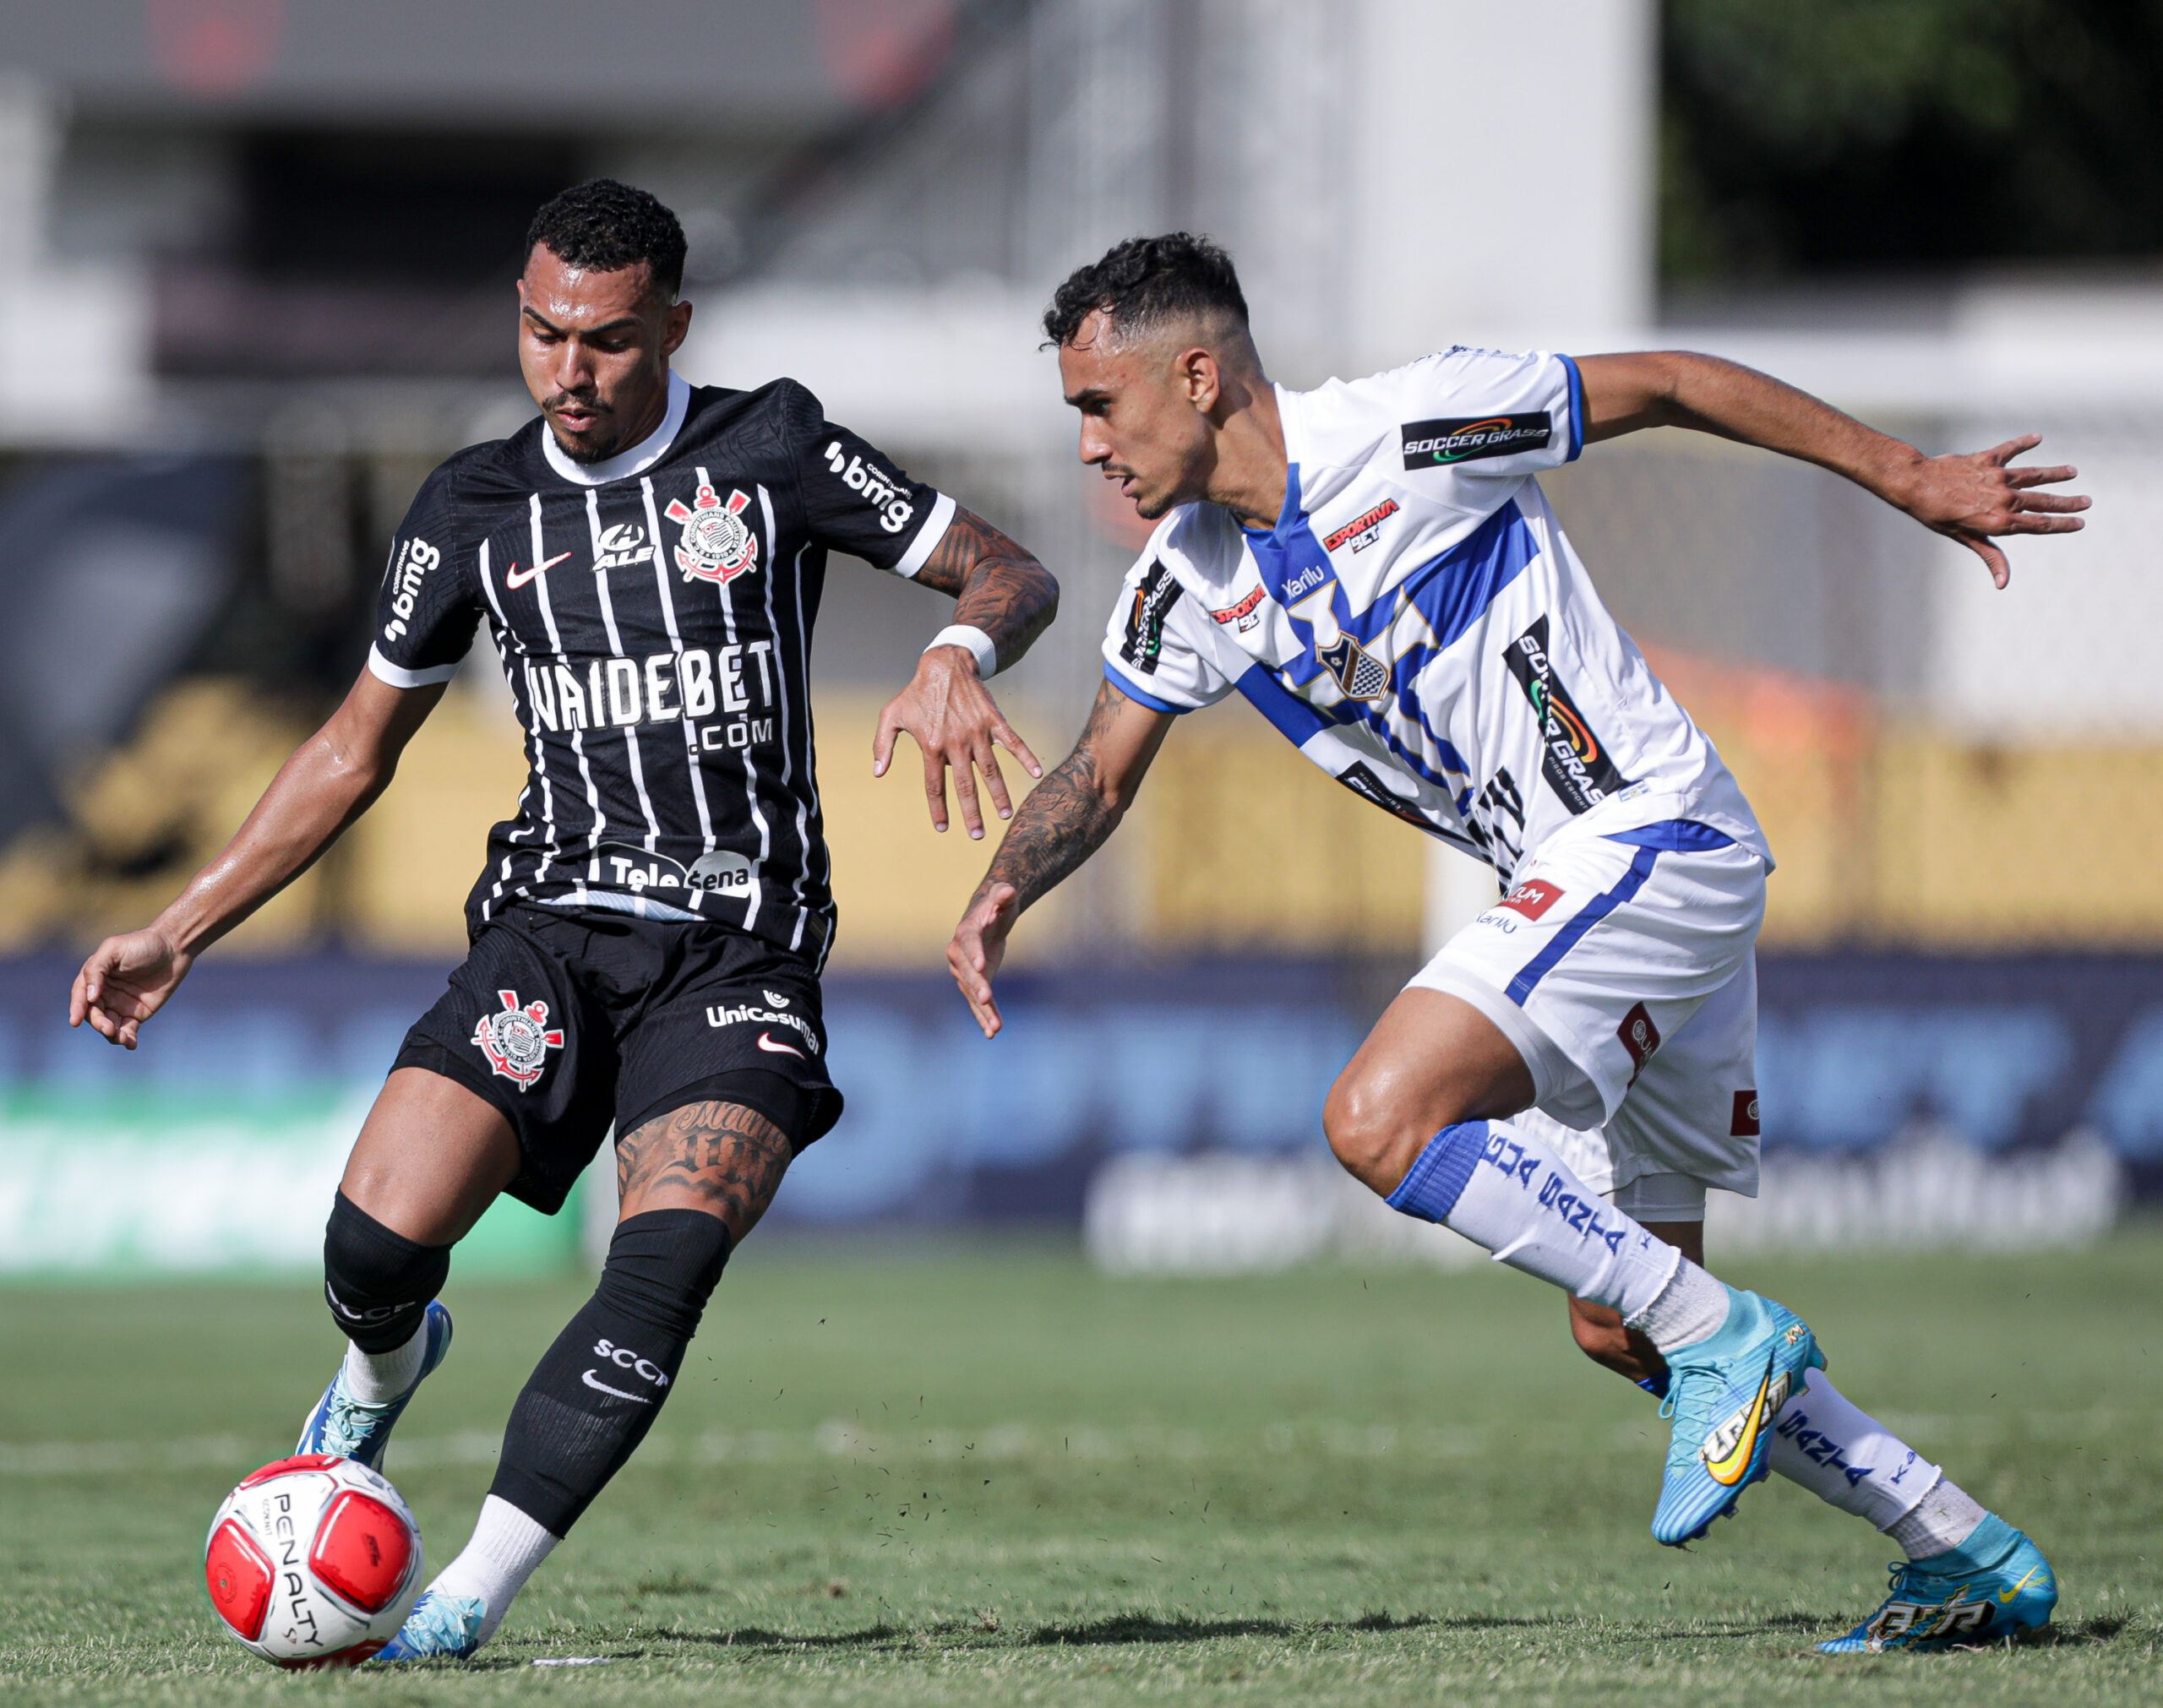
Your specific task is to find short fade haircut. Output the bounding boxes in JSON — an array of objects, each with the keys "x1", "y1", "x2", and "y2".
[
  {"x1": 1042, "y1": 232, "x2": 1249, "y2": 349},
  {"x1": 525, "y1": 179, "x2": 688, "y2": 300}
]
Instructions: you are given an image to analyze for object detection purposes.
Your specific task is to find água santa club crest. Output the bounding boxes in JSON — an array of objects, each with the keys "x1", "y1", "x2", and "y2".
[
  {"x1": 471, "y1": 989, "x2": 564, "y2": 1090},
  {"x1": 666, "y1": 481, "x2": 758, "y2": 585}
]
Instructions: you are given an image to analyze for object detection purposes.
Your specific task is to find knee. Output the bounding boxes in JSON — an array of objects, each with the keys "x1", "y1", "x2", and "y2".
[
  {"x1": 1324, "y1": 1066, "x2": 1444, "y2": 1196},
  {"x1": 323, "y1": 1190, "x2": 450, "y2": 1353}
]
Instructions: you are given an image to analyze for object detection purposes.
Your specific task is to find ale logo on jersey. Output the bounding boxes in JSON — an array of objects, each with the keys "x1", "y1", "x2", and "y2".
[
  {"x1": 1502, "y1": 616, "x2": 1627, "y2": 814},
  {"x1": 1401, "y1": 413, "x2": 1552, "y2": 469},
  {"x1": 666, "y1": 482, "x2": 758, "y2": 585},
  {"x1": 472, "y1": 989, "x2": 564, "y2": 1090}
]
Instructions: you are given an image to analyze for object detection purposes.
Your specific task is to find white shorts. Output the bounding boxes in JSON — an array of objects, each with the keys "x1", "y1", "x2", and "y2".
[{"x1": 1407, "y1": 819, "x2": 1765, "y2": 1211}]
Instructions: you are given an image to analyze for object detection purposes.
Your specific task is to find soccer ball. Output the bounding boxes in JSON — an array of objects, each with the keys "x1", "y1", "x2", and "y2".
[{"x1": 203, "y1": 1454, "x2": 424, "y2": 1667}]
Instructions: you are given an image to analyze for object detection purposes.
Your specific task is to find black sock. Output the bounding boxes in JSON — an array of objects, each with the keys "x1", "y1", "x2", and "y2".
[
  {"x1": 487, "y1": 1210, "x2": 732, "y2": 1535},
  {"x1": 322, "y1": 1191, "x2": 451, "y2": 1355}
]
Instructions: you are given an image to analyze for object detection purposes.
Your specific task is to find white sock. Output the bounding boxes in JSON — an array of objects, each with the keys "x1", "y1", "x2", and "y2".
[
  {"x1": 1387, "y1": 1118, "x2": 1681, "y2": 1320},
  {"x1": 342, "y1": 1321, "x2": 428, "y2": 1405},
  {"x1": 1624, "y1": 1259, "x2": 1733, "y2": 1354},
  {"x1": 1766, "y1": 1369, "x2": 1942, "y2": 1528},
  {"x1": 428, "y1": 1494, "x2": 561, "y2": 1645},
  {"x1": 1886, "y1": 1476, "x2": 1988, "y2": 1561}
]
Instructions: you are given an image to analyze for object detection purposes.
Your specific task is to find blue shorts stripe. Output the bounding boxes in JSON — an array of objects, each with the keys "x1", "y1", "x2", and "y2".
[
  {"x1": 1385, "y1": 1121, "x2": 1490, "y2": 1224},
  {"x1": 1505, "y1": 843, "x2": 1660, "y2": 1005}
]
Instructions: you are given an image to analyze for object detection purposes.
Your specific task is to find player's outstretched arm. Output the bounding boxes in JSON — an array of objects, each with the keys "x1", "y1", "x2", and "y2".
[
  {"x1": 1575, "y1": 351, "x2": 2090, "y2": 588},
  {"x1": 68, "y1": 669, "x2": 445, "y2": 1048},
  {"x1": 947, "y1": 677, "x2": 1174, "y2": 1037},
  {"x1": 874, "y1": 506, "x2": 1060, "y2": 839}
]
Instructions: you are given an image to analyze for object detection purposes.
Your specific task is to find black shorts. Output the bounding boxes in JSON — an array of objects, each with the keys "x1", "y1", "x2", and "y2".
[{"x1": 394, "y1": 903, "x2": 842, "y2": 1215}]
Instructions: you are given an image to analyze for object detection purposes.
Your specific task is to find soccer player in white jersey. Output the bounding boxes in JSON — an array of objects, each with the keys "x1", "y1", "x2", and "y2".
[{"x1": 948, "y1": 235, "x2": 2086, "y2": 1653}]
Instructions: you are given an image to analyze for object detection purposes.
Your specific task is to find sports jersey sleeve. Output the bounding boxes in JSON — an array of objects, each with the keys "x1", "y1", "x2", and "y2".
[
  {"x1": 1098, "y1": 552, "x2": 1237, "y2": 714},
  {"x1": 368, "y1": 465, "x2": 482, "y2": 689},
  {"x1": 1388, "y1": 346, "x2": 1585, "y2": 478},
  {"x1": 796, "y1": 419, "x2": 955, "y2": 578}
]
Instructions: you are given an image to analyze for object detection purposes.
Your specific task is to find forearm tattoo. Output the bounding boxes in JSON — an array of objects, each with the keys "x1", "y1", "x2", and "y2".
[
  {"x1": 973, "y1": 679, "x2": 1127, "y2": 913},
  {"x1": 616, "y1": 1100, "x2": 793, "y2": 1241},
  {"x1": 914, "y1": 505, "x2": 1060, "y2": 668}
]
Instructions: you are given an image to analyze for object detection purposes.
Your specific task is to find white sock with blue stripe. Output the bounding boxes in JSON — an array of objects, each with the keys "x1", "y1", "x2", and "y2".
[{"x1": 1386, "y1": 1118, "x2": 1684, "y2": 1323}]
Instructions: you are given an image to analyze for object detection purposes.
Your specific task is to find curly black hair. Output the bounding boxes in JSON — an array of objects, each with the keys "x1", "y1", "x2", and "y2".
[
  {"x1": 525, "y1": 179, "x2": 688, "y2": 298},
  {"x1": 1042, "y1": 232, "x2": 1249, "y2": 348}
]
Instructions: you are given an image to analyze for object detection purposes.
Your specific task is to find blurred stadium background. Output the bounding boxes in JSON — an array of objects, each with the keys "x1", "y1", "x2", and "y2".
[{"x1": 1, "y1": 0, "x2": 2160, "y2": 1281}]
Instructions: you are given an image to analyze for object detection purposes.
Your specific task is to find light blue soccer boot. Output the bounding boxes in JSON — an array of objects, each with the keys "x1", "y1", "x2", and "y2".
[
  {"x1": 1819, "y1": 1515, "x2": 2057, "y2": 1653},
  {"x1": 370, "y1": 1590, "x2": 487, "y2": 1662},
  {"x1": 297, "y1": 1301, "x2": 454, "y2": 1471},
  {"x1": 1651, "y1": 1285, "x2": 1824, "y2": 1545}
]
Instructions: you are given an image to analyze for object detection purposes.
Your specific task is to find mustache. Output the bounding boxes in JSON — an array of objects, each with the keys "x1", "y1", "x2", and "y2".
[{"x1": 544, "y1": 390, "x2": 609, "y2": 416}]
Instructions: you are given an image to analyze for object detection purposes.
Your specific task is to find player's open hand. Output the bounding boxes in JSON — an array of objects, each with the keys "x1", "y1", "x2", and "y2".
[
  {"x1": 1895, "y1": 434, "x2": 2089, "y2": 589},
  {"x1": 948, "y1": 881, "x2": 1022, "y2": 1038},
  {"x1": 69, "y1": 927, "x2": 193, "y2": 1049},
  {"x1": 874, "y1": 646, "x2": 1043, "y2": 838}
]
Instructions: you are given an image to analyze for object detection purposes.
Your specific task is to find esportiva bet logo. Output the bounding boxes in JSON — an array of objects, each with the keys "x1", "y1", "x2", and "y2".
[{"x1": 471, "y1": 990, "x2": 564, "y2": 1090}]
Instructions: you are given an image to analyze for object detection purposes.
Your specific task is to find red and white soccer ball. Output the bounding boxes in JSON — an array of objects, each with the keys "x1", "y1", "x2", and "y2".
[{"x1": 203, "y1": 1454, "x2": 424, "y2": 1667}]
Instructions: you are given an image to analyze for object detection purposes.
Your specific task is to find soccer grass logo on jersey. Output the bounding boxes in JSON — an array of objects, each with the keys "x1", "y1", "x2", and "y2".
[
  {"x1": 471, "y1": 989, "x2": 565, "y2": 1090},
  {"x1": 1120, "y1": 560, "x2": 1181, "y2": 674},
  {"x1": 666, "y1": 481, "x2": 759, "y2": 585},
  {"x1": 1502, "y1": 616, "x2": 1627, "y2": 813},
  {"x1": 1400, "y1": 413, "x2": 1552, "y2": 468}
]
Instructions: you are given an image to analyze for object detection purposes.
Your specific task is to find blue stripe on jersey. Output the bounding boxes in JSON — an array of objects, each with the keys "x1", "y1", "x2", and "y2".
[
  {"x1": 1234, "y1": 661, "x2": 1330, "y2": 744},
  {"x1": 1103, "y1": 661, "x2": 1193, "y2": 715},
  {"x1": 1505, "y1": 843, "x2": 1660, "y2": 1005},
  {"x1": 1561, "y1": 354, "x2": 1587, "y2": 462},
  {"x1": 1604, "y1": 819, "x2": 1735, "y2": 853},
  {"x1": 1393, "y1": 499, "x2": 1539, "y2": 658}
]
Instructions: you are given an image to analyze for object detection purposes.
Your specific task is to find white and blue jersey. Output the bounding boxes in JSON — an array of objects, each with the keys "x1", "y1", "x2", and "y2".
[{"x1": 1099, "y1": 347, "x2": 1768, "y2": 886}]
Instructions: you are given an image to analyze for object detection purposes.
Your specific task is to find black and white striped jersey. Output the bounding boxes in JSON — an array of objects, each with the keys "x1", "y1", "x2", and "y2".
[{"x1": 368, "y1": 370, "x2": 954, "y2": 968}]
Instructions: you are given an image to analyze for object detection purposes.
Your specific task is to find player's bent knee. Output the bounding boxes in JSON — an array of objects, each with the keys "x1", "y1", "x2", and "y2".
[
  {"x1": 1323, "y1": 1069, "x2": 1441, "y2": 1196},
  {"x1": 322, "y1": 1189, "x2": 451, "y2": 1354}
]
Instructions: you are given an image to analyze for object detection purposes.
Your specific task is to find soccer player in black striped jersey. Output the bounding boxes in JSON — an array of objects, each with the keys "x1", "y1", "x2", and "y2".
[{"x1": 68, "y1": 181, "x2": 1060, "y2": 1662}]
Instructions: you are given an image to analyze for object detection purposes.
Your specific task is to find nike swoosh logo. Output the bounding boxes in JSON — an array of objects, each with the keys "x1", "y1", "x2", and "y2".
[
  {"x1": 580, "y1": 1368, "x2": 655, "y2": 1404},
  {"x1": 1704, "y1": 1349, "x2": 1778, "y2": 1487},
  {"x1": 756, "y1": 1032, "x2": 805, "y2": 1058},
  {"x1": 1999, "y1": 1567, "x2": 2047, "y2": 1603},
  {"x1": 505, "y1": 551, "x2": 573, "y2": 589}
]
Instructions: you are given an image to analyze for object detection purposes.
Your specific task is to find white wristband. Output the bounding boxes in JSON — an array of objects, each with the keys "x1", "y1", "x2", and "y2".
[{"x1": 924, "y1": 623, "x2": 997, "y2": 677}]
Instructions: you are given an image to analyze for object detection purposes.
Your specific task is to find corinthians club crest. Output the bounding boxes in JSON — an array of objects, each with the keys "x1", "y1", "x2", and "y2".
[
  {"x1": 471, "y1": 989, "x2": 564, "y2": 1090},
  {"x1": 665, "y1": 481, "x2": 758, "y2": 584}
]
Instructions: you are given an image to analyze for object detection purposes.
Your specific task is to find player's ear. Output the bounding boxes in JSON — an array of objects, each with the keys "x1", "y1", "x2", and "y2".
[
  {"x1": 662, "y1": 297, "x2": 693, "y2": 358},
  {"x1": 1177, "y1": 345, "x2": 1220, "y2": 414}
]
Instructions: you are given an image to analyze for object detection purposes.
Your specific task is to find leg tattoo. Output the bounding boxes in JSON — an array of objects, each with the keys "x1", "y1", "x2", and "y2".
[{"x1": 616, "y1": 1101, "x2": 793, "y2": 1242}]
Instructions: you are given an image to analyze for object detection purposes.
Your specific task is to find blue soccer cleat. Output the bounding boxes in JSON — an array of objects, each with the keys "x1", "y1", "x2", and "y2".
[
  {"x1": 1651, "y1": 1285, "x2": 1823, "y2": 1546},
  {"x1": 297, "y1": 1301, "x2": 454, "y2": 1471},
  {"x1": 369, "y1": 1590, "x2": 487, "y2": 1662},
  {"x1": 1818, "y1": 1515, "x2": 2056, "y2": 1653}
]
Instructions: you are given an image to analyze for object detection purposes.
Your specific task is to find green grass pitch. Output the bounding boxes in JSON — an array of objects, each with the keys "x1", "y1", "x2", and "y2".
[{"x1": 3, "y1": 1232, "x2": 2160, "y2": 1705}]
